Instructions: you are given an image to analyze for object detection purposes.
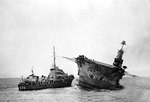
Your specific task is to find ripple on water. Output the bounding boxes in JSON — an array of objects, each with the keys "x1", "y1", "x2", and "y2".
[{"x1": 1, "y1": 77, "x2": 150, "y2": 102}]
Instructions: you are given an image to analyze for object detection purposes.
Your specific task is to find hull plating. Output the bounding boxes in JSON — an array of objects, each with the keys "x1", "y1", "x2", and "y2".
[
  {"x1": 18, "y1": 79, "x2": 73, "y2": 91},
  {"x1": 76, "y1": 56, "x2": 125, "y2": 89}
]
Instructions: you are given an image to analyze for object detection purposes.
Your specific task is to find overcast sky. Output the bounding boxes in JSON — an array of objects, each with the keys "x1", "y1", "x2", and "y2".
[{"x1": 0, "y1": 0, "x2": 150, "y2": 78}]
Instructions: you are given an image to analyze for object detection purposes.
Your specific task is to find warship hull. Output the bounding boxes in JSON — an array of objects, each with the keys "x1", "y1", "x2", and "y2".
[
  {"x1": 79, "y1": 75, "x2": 115, "y2": 89},
  {"x1": 18, "y1": 79, "x2": 73, "y2": 91},
  {"x1": 76, "y1": 56, "x2": 125, "y2": 90},
  {"x1": 18, "y1": 47, "x2": 74, "y2": 91}
]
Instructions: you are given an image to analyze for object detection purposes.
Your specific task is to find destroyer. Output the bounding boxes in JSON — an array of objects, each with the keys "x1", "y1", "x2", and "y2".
[{"x1": 18, "y1": 47, "x2": 74, "y2": 91}]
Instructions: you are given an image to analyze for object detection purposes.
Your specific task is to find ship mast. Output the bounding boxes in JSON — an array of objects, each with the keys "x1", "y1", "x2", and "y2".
[
  {"x1": 53, "y1": 46, "x2": 56, "y2": 68},
  {"x1": 113, "y1": 41, "x2": 126, "y2": 68},
  {"x1": 21, "y1": 76, "x2": 23, "y2": 81},
  {"x1": 121, "y1": 40, "x2": 126, "y2": 50},
  {"x1": 31, "y1": 66, "x2": 34, "y2": 76}
]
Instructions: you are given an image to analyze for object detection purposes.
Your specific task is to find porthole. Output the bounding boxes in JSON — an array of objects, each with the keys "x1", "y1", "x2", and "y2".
[{"x1": 90, "y1": 75, "x2": 93, "y2": 79}]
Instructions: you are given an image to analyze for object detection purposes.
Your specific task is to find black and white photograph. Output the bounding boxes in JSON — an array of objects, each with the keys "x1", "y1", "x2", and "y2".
[{"x1": 0, "y1": 0, "x2": 150, "y2": 102}]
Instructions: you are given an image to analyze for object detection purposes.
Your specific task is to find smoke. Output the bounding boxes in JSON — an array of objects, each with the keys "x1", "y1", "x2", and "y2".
[
  {"x1": 61, "y1": 56, "x2": 75, "y2": 62},
  {"x1": 0, "y1": 0, "x2": 150, "y2": 77}
]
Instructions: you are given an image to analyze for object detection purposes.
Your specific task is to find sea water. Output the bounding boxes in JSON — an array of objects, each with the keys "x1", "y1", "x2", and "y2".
[{"x1": 0, "y1": 77, "x2": 150, "y2": 102}]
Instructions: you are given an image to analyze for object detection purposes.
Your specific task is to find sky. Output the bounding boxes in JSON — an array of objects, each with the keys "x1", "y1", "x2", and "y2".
[{"x1": 0, "y1": 0, "x2": 150, "y2": 78}]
